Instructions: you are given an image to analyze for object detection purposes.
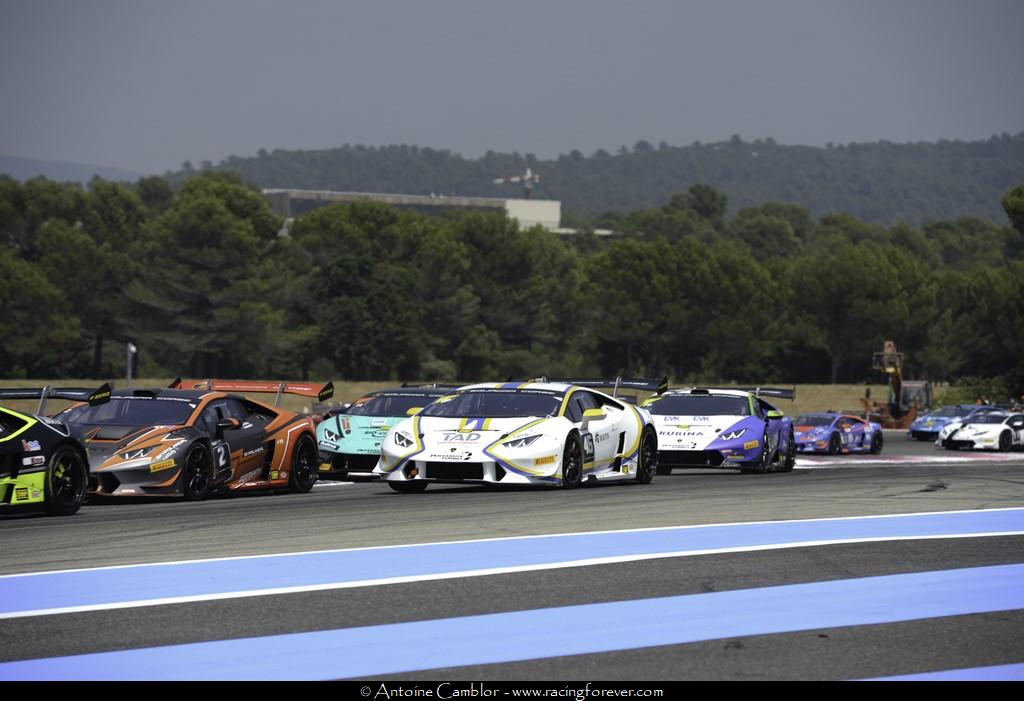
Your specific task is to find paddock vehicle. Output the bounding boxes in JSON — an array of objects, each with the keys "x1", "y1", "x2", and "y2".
[
  {"x1": 0, "y1": 385, "x2": 110, "y2": 516},
  {"x1": 793, "y1": 412, "x2": 883, "y2": 455},
  {"x1": 644, "y1": 387, "x2": 796, "y2": 474},
  {"x1": 55, "y1": 379, "x2": 331, "y2": 500},
  {"x1": 373, "y1": 379, "x2": 662, "y2": 492},
  {"x1": 937, "y1": 412, "x2": 1024, "y2": 452},
  {"x1": 316, "y1": 385, "x2": 458, "y2": 480}
]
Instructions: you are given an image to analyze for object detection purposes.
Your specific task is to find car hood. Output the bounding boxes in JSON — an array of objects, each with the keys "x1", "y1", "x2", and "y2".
[
  {"x1": 317, "y1": 414, "x2": 400, "y2": 454},
  {"x1": 71, "y1": 423, "x2": 190, "y2": 469}
]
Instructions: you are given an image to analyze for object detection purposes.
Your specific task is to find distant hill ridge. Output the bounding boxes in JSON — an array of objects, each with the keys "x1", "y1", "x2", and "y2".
[
  {"x1": 0, "y1": 154, "x2": 148, "y2": 185},
  {"x1": 171, "y1": 133, "x2": 1024, "y2": 226}
]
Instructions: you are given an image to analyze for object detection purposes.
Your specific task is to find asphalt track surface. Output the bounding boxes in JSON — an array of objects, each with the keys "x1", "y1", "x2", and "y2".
[{"x1": 2, "y1": 432, "x2": 1023, "y2": 681}]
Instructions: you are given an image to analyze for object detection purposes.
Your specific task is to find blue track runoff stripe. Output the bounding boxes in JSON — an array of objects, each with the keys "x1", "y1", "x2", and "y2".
[
  {"x1": 865, "y1": 662, "x2": 1024, "y2": 681},
  {"x1": 2, "y1": 563, "x2": 1022, "y2": 681},
  {"x1": 1, "y1": 508, "x2": 1023, "y2": 618}
]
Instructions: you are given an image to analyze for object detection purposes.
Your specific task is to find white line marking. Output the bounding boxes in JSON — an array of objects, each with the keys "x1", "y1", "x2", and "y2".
[
  {"x1": 2, "y1": 507, "x2": 1022, "y2": 580},
  {"x1": 4, "y1": 531, "x2": 1022, "y2": 620}
]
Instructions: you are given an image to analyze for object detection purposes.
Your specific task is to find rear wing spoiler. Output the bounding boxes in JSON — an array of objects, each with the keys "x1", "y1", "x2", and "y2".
[
  {"x1": 735, "y1": 386, "x2": 797, "y2": 401},
  {"x1": 170, "y1": 379, "x2": 334, "y2": 407},
  {"x1": 0, "y1": 383, "x2": 112, "y2": 415},
  {"x1": 535, "y1": 376, "x2": 669, "y2": 398},
  {"x1": 400, "y1": 383, "x2": 464, "y2": 390}
]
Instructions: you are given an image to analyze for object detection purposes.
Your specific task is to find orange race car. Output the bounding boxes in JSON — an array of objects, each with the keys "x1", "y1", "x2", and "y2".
[{"x1": 55, "y1": 379, "x2": 333, "y2": 500}]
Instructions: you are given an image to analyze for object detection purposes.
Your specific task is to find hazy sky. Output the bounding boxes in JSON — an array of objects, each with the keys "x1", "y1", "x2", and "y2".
[{"x1": 2, "y1": 0, "x2": 1022, "y2": 174}]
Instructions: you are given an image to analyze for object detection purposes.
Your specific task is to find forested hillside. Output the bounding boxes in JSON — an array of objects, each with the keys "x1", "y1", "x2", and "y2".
[
  {"x1": 3, "y1": 173, "x2": 1023, "y2": 396},
  {"x1": 168, "y1": 133, "x2": 1024, "y2": 226}
]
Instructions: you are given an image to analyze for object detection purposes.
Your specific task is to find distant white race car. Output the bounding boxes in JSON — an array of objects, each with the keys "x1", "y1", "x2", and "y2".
[
  {"x1": 373, "y1": 379, "x2": 662, "y2": 492},
  {"x1": 937, "y1": 412, "x2": 1024, "y2": 451}
]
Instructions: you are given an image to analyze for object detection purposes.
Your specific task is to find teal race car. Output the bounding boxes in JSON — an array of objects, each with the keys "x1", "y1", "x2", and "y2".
[{"x1": 316, "y1": 385, "x2": 457, "y2": 480}]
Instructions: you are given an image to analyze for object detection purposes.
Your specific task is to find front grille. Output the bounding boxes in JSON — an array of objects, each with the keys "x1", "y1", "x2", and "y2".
[
  {"x1": 943, "y1": 439, "x2": 974, "y2": 450},
  {"x1": 424, "y1": 462, "x2": 484, "y2": 480},
  {"x1": 911, "y1": 430, "x2": 937, "y2": 440},
  {"x1": 659, "y1": 450, "x2": 725, "y2": 467},
  {"x1": 344, "y1": 454, "x2": 379, "y2": 472}
]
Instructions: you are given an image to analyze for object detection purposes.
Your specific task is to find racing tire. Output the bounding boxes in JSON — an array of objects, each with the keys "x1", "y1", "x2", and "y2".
[
  {"x1": 182, "y1": 443, "x2": 213, "y2": 501},
  {"x1": 827, "y1": 432, "x2": 841, "y2": 456},
  {"x1": 999, "y1": 431, "x2": 1012, "y2": 452},
  {"x1": 289, "y1": 433, "x2": 318, "y2": 494},
  {"x1": 780, "y1": 427, "x2": 796, "y2": 472},
  {"x1": 870, "y1": 432, "x2": 884, "y2": 455},
  {"x1": 44, "y1": 445, "x2": 88, "y2": 516},
  {"x1": 741, "y1": 432, "x2": 772, "y2": 474},
  {"x1": 634, "y1": 427, "x2": 657, "y2": 484},
  {"x1": 560, "y1": 433, "x2": 584, "y2": 489},
  {"x1": 388, "y1": 480, "x2": 428, "y2": 493}
]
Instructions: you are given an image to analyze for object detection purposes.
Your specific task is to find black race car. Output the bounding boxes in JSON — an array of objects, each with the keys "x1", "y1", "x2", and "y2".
[{"x1": 0, "y1": 384, "x2": 111, "y2": 516}]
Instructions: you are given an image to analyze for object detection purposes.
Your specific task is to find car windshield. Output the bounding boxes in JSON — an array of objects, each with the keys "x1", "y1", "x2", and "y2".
[
  {"x1": 347, "y1": 392, "x2": 442, "y2": 417},
  {"x1": 59, "y1": 397, "x2": 195, "y2": 427},
  {"x1": 964, "y1": 415, "x2": 1008, "y2": 425},
  {"x1": 646, "y1": 395, "x2": 750, "y2": 416},
  {"x1": 795, "y1": 415, "x2": 833, "y2": 426},
  {"x1": 931, "y1": 405, "x2": 970, "y2": 418},
  {"x1": 421, "y1": 390, "x2": 562, "y2": 419}
]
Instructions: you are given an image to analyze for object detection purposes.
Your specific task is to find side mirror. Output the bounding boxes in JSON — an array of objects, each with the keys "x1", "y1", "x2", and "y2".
[
  {"x1": 765, "y1": 410, "x2": 784, "y2": 420},
  {"x1": 216, "y1": 417, "x2": 241, "y2": 437},
  {"x1": 582, "y1": 408, "x2": 606, "y2": 430},
  {"x1": 406, "y1": 406, "x2": 423, "y2": 416}
]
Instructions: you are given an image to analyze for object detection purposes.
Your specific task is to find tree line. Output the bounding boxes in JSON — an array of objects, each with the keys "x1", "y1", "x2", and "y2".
[
  {"x1": 2, "y1": 172, "x2": 1023, "y2": 398},
  {"x1": 170, "y1": 133, "x2": 1024, "y2": 227}
]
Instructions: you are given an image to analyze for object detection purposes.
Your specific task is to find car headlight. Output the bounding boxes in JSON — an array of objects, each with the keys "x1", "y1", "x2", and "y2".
[
  {"x1": 393, "y1": 431, "x2": 415, "y2": 448},
  {"x1": 720, "y1": 429, "x2": 746, "y2": 441},
  {"x1": 322, "y1": 427, "x2": 341, "y2": 443},
  {"x1": 119, "y1": 445, "x2": 157, "y2": 461},
  {"x1": 502, "y1": 434, "x2": 542, "y2": 449}
]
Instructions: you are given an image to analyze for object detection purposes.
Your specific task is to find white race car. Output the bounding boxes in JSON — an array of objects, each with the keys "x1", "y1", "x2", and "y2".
[
  {"x1": 373, "y1": 379, "x2": 661, "y2": 492},
  {"x1": 937, "y1": 412, "x2": 1024, "y2": 451}
]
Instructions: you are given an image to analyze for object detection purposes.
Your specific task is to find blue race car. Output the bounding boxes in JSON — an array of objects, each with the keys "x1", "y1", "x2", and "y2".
[
  {"x1": 644, "y1": 387, "x2": 796, "y2": 474},
  {"x1": 316, "y1": 385, "x2": 458, "y2": 480},
  {"x1": 794, "y1": 412, "x2": 883, "y2": 455},
  {"x1": 908, "y1": 404, "x2": 1006, "y2": 441}
]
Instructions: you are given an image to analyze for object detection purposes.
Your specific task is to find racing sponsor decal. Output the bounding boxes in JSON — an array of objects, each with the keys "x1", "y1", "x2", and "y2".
[
  {"x1": 318, "y1": 463, "x2": 331, "y2": 471},
  {"x1": 429, "y1": 450, "x2": 473, "y2": 461},
  {"x1": 270, "y1": 470, "x2": 279, "y2": 479},
  {"x1": 534, "y1": 455, "x2": 556, "y2": 465},
  {"x1": 21, "y1": 440, "x2": 41, "y2": 452},
  {"x1": 743, "y1": 440, "x2": 760, "y2": 450},
  {"x1": 371, "y1": 419, "x2": 388, "y2": 426},
  {"x1": 243, "y1": 446, "x2": 265, "y2": 458},
  {"x1": 238, "y1": 468, "x2": 261, "y2": 483},
  {"x1": 155, "y1": 440, "x2": 186, "y2": 461},
  {"x1": 149, "y1": 458, "x2": 176, "y2": 473},
  {"x1": 318, "y1": 440, "x2": 338, "y2": 450},
  {"x1": 14, "y1": 488, "x2": 28, "y2": 501},
  {"x1": 442, "y1": 432, "x2": 482, "y2": 443},
  {"x1": 21, "y1": 455, "x2": 46, "y2": 467}
]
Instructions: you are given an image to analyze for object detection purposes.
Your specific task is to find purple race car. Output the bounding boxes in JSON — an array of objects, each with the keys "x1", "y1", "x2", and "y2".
[{"x1": 793, "y1": 412, "x2": 883, "y2": 455}]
